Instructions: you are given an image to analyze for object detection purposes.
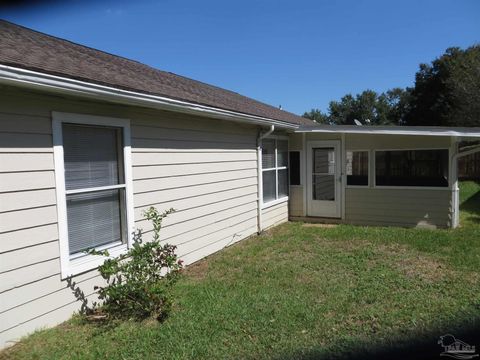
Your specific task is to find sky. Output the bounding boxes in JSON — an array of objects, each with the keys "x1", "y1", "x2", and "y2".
[{"x1": 1, "y1": 0, "x2": 479, "y2": 115}]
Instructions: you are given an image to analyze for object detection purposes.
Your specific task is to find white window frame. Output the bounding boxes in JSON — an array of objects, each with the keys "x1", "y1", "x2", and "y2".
[
  {"x1": 52, "y1": 112, "x2": 135, "y2": 278},
  {"x1": 373, "y1": 147, "x2": 451, "y2": 190},
  {"x1": 260, "y1": 135, "x2": 289, "y2": 209},
  {"x1": 345, "y1": 149, "x2": 370, "y2": 188}
]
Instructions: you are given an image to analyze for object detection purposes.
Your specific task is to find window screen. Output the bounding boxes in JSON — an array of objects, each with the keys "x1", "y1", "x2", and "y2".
[
  {"x1": 289, "y1": 151, "x2": 301, "y2": 185},
  {"x1": 63, "y1": 124, "x2": 126, "y2": 255},
  {"x1": 375, "y1": 149, "x2": 449, "y2": 187},
  {"x1": 262, "y1": 139, "x2": 276, "y2": 169},
  {"x1": 346, "y1": 151, "x2": 369, "y2": 186}
]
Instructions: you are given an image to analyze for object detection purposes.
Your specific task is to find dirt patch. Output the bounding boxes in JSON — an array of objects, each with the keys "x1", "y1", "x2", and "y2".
[
  {"x1": 303, "y1": 223, "x2": 338, "y2": 228},
  {"x1": 184, "y1": 260, "x2": 209, "y2": 281},
  {"x1": 316, "y1": 236, "x2": 372, "y2": 252},
  {"x1": 375, "y1": 244, "x2": 453, "y2": 283}
]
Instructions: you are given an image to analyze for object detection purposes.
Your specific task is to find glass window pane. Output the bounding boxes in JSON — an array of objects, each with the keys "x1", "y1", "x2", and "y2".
[
  {"x1": 312, "y1": 175, "x2": 335, "y2": 201},
  {"x1": 313, "y1": 148, "x2": 334, "y2": 174},
  {"x1": 278, "y1": 169, "x2": 288, "y2": 198},
  {"x1": 67, "y1": 189, "x2": 125, "y2": 255},
  {"x1": 347, "y1": 151, "x2": 369, "y2": 186},
  {"x1": 289, "y1": 151, "x2": 301, "y2": 185},
  {"x1": 262, "y1": 139, "x2": 276, "y2": 169},
  {"x1": 277, "y1": 140, "x2": 288, "y2": 167},
  {"x1": 375, "y1": 150, "x2": 449, "y2": 187},
  {"x1": 262, "y1": 170, "x2": 276, "y2": 203},
  {"x1": 63, "y1": 124, "x2": 122, "y2": 190}
]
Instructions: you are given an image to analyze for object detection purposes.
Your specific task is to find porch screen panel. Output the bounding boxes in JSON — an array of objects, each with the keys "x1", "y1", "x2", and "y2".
[
  {"x1": 346, "y1": 151, "x2": 369, "y2": 186},
  {"x1": 289, "y1": 151, "x2": 301, "y2": 185},
  {"x1": 312, "y1": 148, "x2": 335, "y2": 201},
  {"x1": 375, "y1": 149, "x2": 449, "y2": 187}
]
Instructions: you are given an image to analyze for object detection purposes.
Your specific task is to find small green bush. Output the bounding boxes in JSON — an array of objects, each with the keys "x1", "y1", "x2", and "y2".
[{"x1": 89, "y1": 207, "x2": 183, "y2": 321}]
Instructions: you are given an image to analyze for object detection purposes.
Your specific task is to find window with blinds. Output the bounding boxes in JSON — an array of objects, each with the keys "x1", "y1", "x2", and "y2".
[
  {"x1": 262, "y1": 138, "x2": 289, "y2": 204},
  {"x1": 62, "y1": 124, "x2": 127, "y2": 256}
]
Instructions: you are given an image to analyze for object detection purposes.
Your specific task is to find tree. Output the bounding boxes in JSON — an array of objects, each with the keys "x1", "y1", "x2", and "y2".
[
  {"x1": 325, "y1": 90, "x2": 398, "y2": 125},
  {"x1": 384, "y1": 87, "x2": 412, "y2": 125},
  {"x1": 302, "y1": 108, "x2": 330, "y2": 124},
  {"x1": 405, "y1": 46, "x2": 480, "y2": 127}
]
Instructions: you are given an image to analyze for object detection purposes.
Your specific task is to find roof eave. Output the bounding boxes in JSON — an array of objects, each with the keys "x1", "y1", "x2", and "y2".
[
  {"x1": 295, "y1": 125, "x2": 480, "y2": 138},
  {"x1": 0, "y1": 64, "x2": 300, "y2": 130}
]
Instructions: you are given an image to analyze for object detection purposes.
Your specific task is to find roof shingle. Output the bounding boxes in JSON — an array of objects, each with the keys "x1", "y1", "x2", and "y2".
[{"x1": 0, "y1": 20, "x2": 311, "y2": 126}]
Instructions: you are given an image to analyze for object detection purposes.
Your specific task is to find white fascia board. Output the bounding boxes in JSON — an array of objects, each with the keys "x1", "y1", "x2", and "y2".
[
  {"x1": 0, "y1": 64, "x2": 299, "y2": 130},
  {"x1": 295, "y1": 125, "x2": 480, "y2": 138}
]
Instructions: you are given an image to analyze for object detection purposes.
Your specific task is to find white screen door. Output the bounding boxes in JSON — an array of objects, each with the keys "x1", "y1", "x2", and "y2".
[{"x1": 307, "y1": 141, "x2": 341, "y2": 218}]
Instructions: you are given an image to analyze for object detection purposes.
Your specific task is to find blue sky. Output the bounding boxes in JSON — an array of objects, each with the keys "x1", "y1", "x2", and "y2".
[{"x1": 2, "y1": 0, "x2": 479, "y2": 115}]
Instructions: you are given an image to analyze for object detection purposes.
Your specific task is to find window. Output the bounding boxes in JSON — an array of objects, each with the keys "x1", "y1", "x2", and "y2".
[
  {"x1": 375, "y1": 149, "x2": 449, "y2": 187},
  {"x1": 53, "y1": 113, "x2": 134, "y2": 277},
  {"x1": 262, "y1": 138, "x2": 288, "y2": 204},
  {"x1": 346, "y1": 151, "x2": 369, "y2": 186},
  {"x1": 289, "y1": 151, "x2": 301, "y2": 185}
]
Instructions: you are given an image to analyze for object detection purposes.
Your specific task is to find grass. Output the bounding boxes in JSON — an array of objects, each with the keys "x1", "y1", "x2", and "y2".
[{"x1": 2, "y1": 182, "x2": 480, "y2": 360}]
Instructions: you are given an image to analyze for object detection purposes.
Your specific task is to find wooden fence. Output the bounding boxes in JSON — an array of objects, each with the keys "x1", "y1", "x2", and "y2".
[{"x1": 458, "y1": 152, "x2": 480, "y2": 180}]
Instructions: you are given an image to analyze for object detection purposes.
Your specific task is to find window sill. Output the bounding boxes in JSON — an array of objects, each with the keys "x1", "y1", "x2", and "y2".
[
  {"x1": 261, "y1": 197, "x2": 289, "y2": 209},
  {"x1": 61, "y1": 243, "x2": 128, "y2": 279}
]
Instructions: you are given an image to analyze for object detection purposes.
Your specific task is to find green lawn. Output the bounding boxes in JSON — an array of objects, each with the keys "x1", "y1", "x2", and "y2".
[{"x1": 3, "y1": 182, "x2": 480, "y2": 360}]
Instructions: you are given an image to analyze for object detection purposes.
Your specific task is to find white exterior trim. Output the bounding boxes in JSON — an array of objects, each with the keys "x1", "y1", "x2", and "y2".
[
  {"x1": 0, "y1": 64, "x2": 299, "y2": 130},
  {"x1": 341, "y1": 134, "x2": 346, "y2": 220},
  {"x1": 296, "y1": 125, "x2": 480, "y2": 138},
  {"x1": 302, "y1": 133, "x2": 307, "y2": 217},
  {"x1": 52, "y1": 112, "x2": 134, "y2": 278},
  {"x1": 261, "y1": 197, "x2": 289, "y2": 209}
]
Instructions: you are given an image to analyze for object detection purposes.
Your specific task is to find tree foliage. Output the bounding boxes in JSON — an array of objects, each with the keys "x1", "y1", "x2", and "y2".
[
  {"x1": 405, "y1": 45, "x2": 480, "y2": 127},
  {"x1": 304, "y1": 45, "x2": 479, "y2": 127},
  {"x1": 303, "y1": 89, "x2": 410, "y2": 125},
  {"x1": 303, "y1": 108, "x2": 331, "y2": 124}
]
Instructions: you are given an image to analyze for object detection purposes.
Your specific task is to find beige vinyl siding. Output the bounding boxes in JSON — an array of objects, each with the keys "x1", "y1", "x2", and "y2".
[
  {"x1": 288, "y1": 187, "x2": 304, "y2": 217},
  {"x1": 0, "y1": 86, "x2": 261, "y2": 348},
  {"x1": 262, "y1": 201, "x2": 289, "y2": 230},
  {"x1": 345, "y1": 188, "x2": 452, "y2": 228},
  {"x1": 345, "y1": 133, "x2": 453, "y2": 229}
]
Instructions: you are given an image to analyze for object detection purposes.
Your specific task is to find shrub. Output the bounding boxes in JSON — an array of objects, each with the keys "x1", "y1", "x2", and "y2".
[{"x1": 88, "y1": 207, "x2": 183, "y2": 321}]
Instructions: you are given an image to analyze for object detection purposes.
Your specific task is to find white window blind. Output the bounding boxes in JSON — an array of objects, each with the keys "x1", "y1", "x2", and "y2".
[{"x1": 63, "y1": 124, "x2": 126, "y2": 255}]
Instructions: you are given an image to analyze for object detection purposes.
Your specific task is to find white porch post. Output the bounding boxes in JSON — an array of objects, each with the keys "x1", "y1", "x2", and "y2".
[{"x1": 450, "y1": 136, "x2": 460, "y2": 228}]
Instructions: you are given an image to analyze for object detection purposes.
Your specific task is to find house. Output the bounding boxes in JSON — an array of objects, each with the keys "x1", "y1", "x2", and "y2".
[{"x1": 0, "y1": 20, "x2": 479, "y2": 348}]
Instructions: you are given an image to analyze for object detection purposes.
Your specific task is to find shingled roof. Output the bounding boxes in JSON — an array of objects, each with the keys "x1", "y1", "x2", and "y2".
[{"x1": 0, "y1": 20, "x2": 311, "y2": 126}]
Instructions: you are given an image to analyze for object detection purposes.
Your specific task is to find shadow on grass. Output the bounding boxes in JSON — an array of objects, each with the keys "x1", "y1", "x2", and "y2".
[
  {"x1": 460, "y1": 186, "x2": 480, "y2": 224},
  {"x1": 276, "y1": 319, "x2": 480, "y2": 360}
]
